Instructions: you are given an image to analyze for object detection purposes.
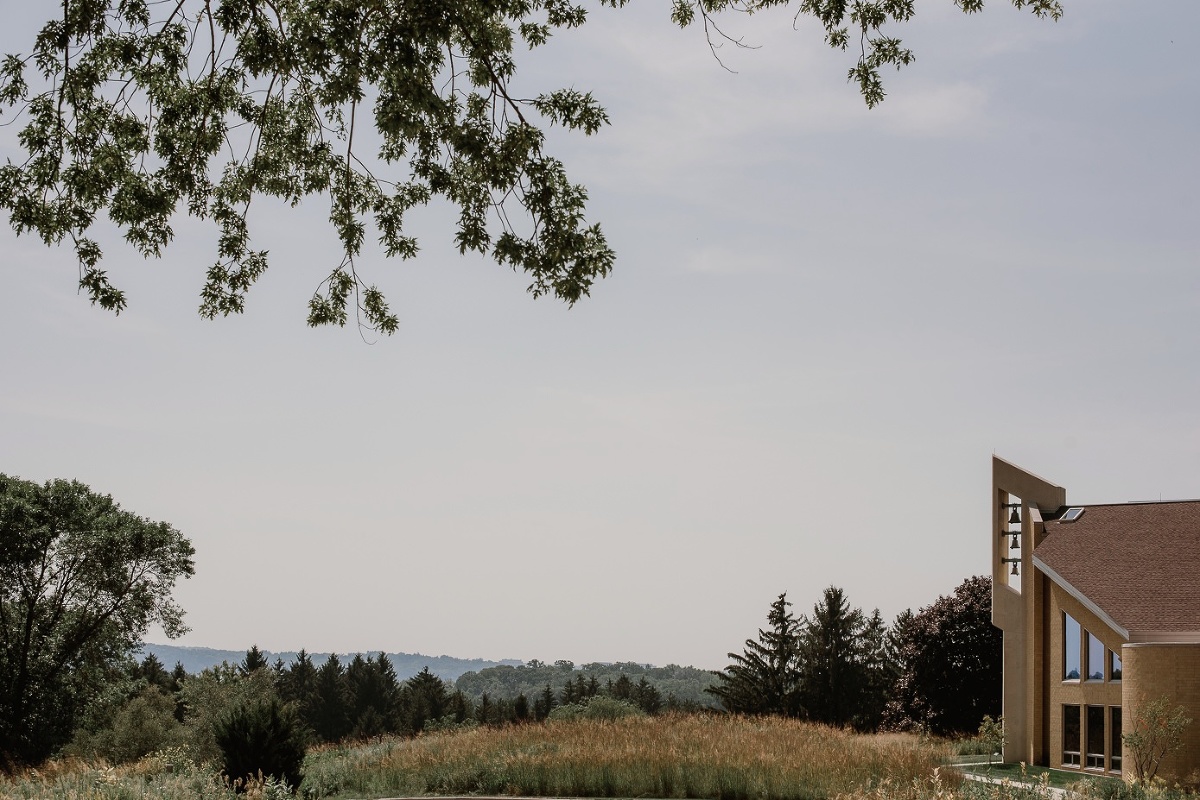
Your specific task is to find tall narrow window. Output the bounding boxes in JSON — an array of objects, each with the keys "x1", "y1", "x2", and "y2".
[
  {"x1": 1086, "y1": 632, "x2": 1104, "y2": 680},
  {"x1": 1086, "y1": 706, "x2": 1105, "y2": 769},
  {"x1": 1064, "y1": 614, "x2": 1081, "y2": 680},
  {"x1": 1063, "y1": 705, "x2": 1081, "y2": 766},
  {"x1": 1110, "y1": 708, "x2": 1122, "y2": 773},
  {"x1": 1110, "y1": 650, "x2": 1122, "y2": 681}
]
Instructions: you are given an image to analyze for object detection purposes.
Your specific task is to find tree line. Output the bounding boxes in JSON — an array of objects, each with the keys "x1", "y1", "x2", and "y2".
[
  {"x1": 708, "y1": 577, "x2": 1001, "y2": 736},
  {"x1": 1, "y1": 473, "x2": 1001, "y2": 774},
  {"x1": 454, "y1": 660, "x2": 717, "y2": 709}
]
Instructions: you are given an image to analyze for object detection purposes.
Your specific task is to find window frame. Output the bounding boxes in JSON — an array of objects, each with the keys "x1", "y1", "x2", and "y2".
[
  {"x1": 1063, "y1": 612, "x2": 1082, "y2": 682},
  {"x1": 1063, "y1": 704, "x2": 1082, "y2": 768}
]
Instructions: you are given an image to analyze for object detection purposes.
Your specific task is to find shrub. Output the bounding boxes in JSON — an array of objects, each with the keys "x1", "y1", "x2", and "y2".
[
  {"x1": 214, "y1": 698, "x2": 306, "y2": 792},
  {"x1": 548, "y1": 696, "x2": 645, "y2": 723}
]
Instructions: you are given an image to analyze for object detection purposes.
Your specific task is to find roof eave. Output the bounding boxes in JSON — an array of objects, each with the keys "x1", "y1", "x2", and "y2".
[{"x1": 1031, "y1": 555, "x2": 1131, "y2": 641}]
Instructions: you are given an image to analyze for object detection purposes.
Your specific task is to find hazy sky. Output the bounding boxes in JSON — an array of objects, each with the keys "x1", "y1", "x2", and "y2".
[{"x1": 2, "y1": 1, "x2": 1198, "y2": 670}]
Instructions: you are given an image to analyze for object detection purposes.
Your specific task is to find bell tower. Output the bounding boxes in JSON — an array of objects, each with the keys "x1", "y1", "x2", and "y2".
[{"x1": 992, "y1": 457, "x2": 1064, "y2": 764}]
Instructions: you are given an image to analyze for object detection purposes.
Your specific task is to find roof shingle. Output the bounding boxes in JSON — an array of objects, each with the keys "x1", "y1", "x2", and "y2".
[{"x1": 1034, "y1": 501, "x2": 1200, "y2": 635}]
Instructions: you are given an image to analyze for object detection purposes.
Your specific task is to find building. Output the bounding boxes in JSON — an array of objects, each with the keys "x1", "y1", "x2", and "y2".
[{"x1": 991, "y1": 457, "x2": 1200, "y2": 780}]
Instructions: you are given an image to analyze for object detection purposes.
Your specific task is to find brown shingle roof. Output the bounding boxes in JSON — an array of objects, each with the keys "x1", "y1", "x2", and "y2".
[{"x1": 1034, "y1": 501, "x2": 1200, "y2": 636}]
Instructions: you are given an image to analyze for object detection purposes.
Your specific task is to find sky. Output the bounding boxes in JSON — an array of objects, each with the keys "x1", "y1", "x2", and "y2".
[{"x1": 2, "y1": 1, "x2": 1198, "y2": 671}]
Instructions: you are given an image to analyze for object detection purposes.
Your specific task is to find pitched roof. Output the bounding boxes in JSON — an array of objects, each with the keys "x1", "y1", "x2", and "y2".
[{"x1": 1034, "y1": 501, "x2": 1200, "y2": 639}]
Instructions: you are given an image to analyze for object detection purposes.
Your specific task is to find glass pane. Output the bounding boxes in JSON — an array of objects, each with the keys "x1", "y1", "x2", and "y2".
[
  {"x1": 1064, "y1": 614, "x2": 1081, "y2": 680},
  {"x1": 1110, "y1": 650, "x2": 1122, "y2": 681},
  {"x1": 1111, "y1": 707, "x2": 1122, "y2": 772},
  {"x1": 1086, "y1": 632, "x2": 1104, "y2": 680},
  {"x1": 1087, "y1": 706, "x2": 1105, "y2": 768},
  {"x1": 1063, "y1": 705, "x2": 1081, "y2": 766}
]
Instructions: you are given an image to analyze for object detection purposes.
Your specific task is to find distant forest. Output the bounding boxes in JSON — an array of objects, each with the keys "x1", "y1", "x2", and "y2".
[
  {"x1": 140, "y1": 644, "x2": 522, "y2": 682},
  {"x1": 455, "y1": 661, "x2": 718, "y2": 708}
]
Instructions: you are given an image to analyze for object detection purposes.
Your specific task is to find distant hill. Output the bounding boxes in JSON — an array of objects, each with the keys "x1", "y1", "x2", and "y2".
[{"x1": 139, "y1": 643, "x2": 522, "y2": 682}]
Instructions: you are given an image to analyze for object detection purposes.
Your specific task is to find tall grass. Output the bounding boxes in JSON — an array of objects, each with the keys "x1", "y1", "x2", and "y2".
[
  {"x1": 302, "y1": 712, "x2": 953, "y2": 799},
  {"x1": 0, "y1": 750, "x2": 241, "y2": 800}
]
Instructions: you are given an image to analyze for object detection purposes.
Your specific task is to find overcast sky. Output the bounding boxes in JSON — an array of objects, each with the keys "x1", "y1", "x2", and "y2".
[{"x1": 2, "y1": 1, "x2": 1198, "y2": 670}]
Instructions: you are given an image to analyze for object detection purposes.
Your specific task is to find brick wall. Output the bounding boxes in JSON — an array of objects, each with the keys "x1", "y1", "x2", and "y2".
[{"x1": 1123, "y1": 643, "x2": 1200, "y2": 782}]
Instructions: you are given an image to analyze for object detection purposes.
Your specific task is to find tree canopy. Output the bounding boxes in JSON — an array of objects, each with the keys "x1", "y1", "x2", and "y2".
[
  {"x1": 0, "y1": 0, "x2": 1061, "y2": 333},
  {"x1": 0, "y1": 474, "x2": 194, "y2": 769},
  {"x1": 885, "y1": 575, "x2": 1001, "y2": 735}
]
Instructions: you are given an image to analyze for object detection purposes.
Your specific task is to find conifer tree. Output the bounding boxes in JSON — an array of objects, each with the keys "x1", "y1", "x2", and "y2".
[
  {"x1": 279, "y1": 650, "x2": 319, "y2": 727},
  {"x1": 398, "y1": 668, "x2": 450, "y2": 734},
  {"x1": 707, "y1": 593, "x2": 803, "y2": 716},
  {"x1": 514, "y1": 693, "x2": 530, "y2": 723},
  {"x1": 240, "y1": 645, "x2": 269, "y2": 676},
  {"x1": 798, "y1": 586, "x2": 867, "y2": 727},
  {"x1": 309, "y1": 655, "x2": 350, "y2": 743}
]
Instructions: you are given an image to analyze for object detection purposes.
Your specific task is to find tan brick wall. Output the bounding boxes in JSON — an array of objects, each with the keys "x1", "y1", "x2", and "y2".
[
  {"x1": 1123, "y1": 644, "x2": 1200, "y2": 782},
  {"x1": 1045, "y1": 584, "x2": 1123, "y2": 776}
]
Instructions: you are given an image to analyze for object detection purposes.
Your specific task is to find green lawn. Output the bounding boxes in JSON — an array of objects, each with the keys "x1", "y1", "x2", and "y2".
[{"x1": 955, "y1": 761, "x2": 1122, "y2": 791}]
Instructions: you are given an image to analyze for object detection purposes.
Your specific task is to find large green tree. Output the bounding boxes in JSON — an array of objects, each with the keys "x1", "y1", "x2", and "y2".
[
  {"x1": 707, "y1": 592, "x2": 803, "y2": 716},
  {"x1": 798, "y1": 586, "x2": 889, "y2": 730},
  {"x1": 885, "y1": 575, "x2": 1001, "y2": 735},
  {"x1": 0, "y1": 474, "x2": 194, "y2": 769},
  {"x1": 0, "y1": 0, "x2": 1061, "y2": 333}
]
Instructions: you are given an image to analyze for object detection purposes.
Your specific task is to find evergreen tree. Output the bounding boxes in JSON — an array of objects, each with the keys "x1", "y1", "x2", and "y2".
[
  {"x1": 170, "y1": 662, "x2": 188, "y2": 722},
  {"x1": 610, "y1": 674, "x2": 634, "y2": 702},
  {"x1": 514, "y1": 693, "x2": 530, "y2": 723},
  {"x1": 707, "y1": 593, "x2": 803, "y2": 717},
  {"x1": 240, "y1": 645, "x2": 269, "y2": 676},
  {"x1": 136, "y1": 654, "x2": 174, "y2": 694},
  {"x1": 854, "y1": 608, "x2": 893, "y2": 731},
  {"x1": 476, "y1": 693, "x2": 494, "y2": 725},
  {"x1": 798, "y1": 586, "x2": 867, "y2": 727},
  {"x1": 346, "y1": 654, "x2": 401, "y2": 738},
  {"x1": 279, "y1": 650, "x2": 319, "y2": 730},
  {"x1": 533, "y1": 684, "x2": 557, "y2": 721},
  {"x1": 309, "y1": 654, "x2": 350, "y2": 743},
  {"x1": 397, "y1": 668, "x2": 450, "y2": 734},
  {"x1": 634, "y1": 677, "x2": 663, "y2": 714}
]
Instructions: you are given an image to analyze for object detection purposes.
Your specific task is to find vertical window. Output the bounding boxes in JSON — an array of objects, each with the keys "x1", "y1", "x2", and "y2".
[
  {"x1": 1086, "y1": 632, "x2": 1104, "y2": 680},
  {"x1": 1086, "y1": 706, "x2": 1105, "y2": 769},
  {"x1": 1110, "y1": 650, "x2": 1122, "y2": 681},
  {"x1": 1063, "y1": 704, "x2": 1081, "y2": 767},
  {"x1": 1064, "y1": 613, "x2": 1081, "y2": 680},
  {"x1": 1110, "y1": 707, "x2": 1122, "y2": 773}
]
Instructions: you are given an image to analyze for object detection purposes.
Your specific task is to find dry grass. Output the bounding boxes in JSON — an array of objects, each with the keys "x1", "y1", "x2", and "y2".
[{"x1": 302, "y1": 713, "x2": 953, "y2": 799}]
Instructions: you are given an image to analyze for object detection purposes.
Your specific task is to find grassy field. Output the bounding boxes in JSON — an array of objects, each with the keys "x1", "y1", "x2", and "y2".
[
  {"x1": 302, "y1": 713, "x2": 950, "y2": 799},
  {"x1": 1, "y1": 715, "x2": 1180, "y2": 800}
]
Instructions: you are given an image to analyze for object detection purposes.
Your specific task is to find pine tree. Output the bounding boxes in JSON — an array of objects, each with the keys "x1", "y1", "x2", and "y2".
[
  {"x1": 798, "y1": 586, "x2": 867, "y2": 727},
  {"x1": 854, "y1": 608, "x2": 893, "y2": 731},
  {"x1": 279, "y1": 650, "x2": 319, "y2": 730},
  {"x1": 398, "y1": 668, "x2": 450, "y2": 734},
  {"x1": 309, "y1": 654, "x2": 350, "y2": 743},
  {"x1": 706, "y1": 593, "x2": 803, "y2": 716},
  {"x1": 533, "y1": 684, "x2": 556, "y2": 721},
  {"x1": 240, "y1": 645, "x2": 269, "y2": 676},
  {"x1": 634, "y1": 677, "x2": 663, "y2": 714},
  {"x1": 514, "y1": 693, "x2": 530, "y2": 723}
]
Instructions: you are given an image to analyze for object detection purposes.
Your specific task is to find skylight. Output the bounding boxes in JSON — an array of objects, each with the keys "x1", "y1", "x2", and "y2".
[{"x1": 1061, "y1": 507, "x2": 1085, "y2": 523}]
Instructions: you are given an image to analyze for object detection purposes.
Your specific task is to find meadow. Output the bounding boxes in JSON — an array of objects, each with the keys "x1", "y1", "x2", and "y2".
[{"x1": 0, "y1": 714, "x2": 1175, "y2": 800}]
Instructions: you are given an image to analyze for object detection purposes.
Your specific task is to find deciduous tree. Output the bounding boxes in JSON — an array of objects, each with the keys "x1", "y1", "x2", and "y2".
[
  {"x1": 0, "y1": 0, "x2": 1060, "y2": 333},
  {"x1": 885, "y1": 575, "x2": 1001, "y2": 735},
  {"x1": 0, "y1": 474, "x2": 194, "y2": 769}
]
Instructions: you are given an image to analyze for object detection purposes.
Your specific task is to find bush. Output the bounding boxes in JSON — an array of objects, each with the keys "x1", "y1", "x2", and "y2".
[
  {"x1": 548, "y1": 696, "x2": 645, "y2": 722},
  {"x1": 214, "y1": 698, "x2": 306, "y2": 792},
  {"x1": 66, "y1": 686, "x2": 186, "y2": 763}
]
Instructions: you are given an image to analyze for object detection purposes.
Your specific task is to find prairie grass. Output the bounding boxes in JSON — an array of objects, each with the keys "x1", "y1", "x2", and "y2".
[
  {"x1": 0, "y1": 748, "x2": 293, "y2": 800},
  {"x1": 301, "y1": 712, "x2": 953, "y2": 799}
]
